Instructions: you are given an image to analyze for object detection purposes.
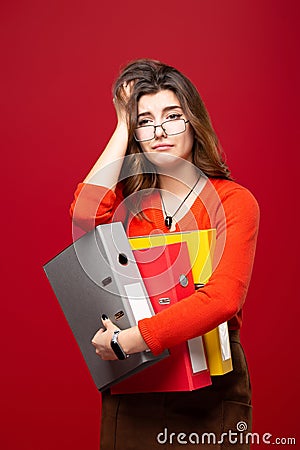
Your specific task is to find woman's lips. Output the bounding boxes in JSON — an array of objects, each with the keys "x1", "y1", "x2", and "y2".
[{"x1": 151, "y1": 144, "x2": 173, "y2": 151}]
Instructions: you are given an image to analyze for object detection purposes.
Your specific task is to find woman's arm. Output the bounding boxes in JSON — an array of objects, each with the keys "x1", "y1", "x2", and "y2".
[
  {"x1": 82, "y1": 83, "x2": 132, "y2": 189},
  {"x1": 70, "y1": 84, "x2": 132, "y2": 231},
  {"x1": 83, "y1": 123, "x2": 128, "y2": 189},
  {"x1": 138, "y1": 186, "x2": 260, "y2": 355}
]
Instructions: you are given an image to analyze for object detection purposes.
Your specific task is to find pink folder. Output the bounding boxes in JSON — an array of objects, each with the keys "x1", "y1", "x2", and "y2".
[{"x1": 111, "y1": 242, "x2": 211, "y2": 393}]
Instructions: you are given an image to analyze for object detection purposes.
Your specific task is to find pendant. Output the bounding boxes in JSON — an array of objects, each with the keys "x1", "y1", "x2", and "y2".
[{"x1": 165, "y1": 216, "x2": 173, "y2": 229}]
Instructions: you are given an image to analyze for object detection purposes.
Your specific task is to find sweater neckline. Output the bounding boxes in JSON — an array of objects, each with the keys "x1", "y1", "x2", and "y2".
[{"x1": 148, "y1": 176, "x2": 208, "y2": 233}]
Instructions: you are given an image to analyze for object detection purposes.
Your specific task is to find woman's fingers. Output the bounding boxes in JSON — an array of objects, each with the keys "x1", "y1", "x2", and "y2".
[
  {"x1": 114, "y1": 79, "x2": 135, "y2": 107},
  {"x1": 101, "y1": 314, "x2": 119, "y2": 332},
  {"x1": 123, "y1": 80, "x2": 135, "y2": 99},
  {"x1": 91, "y1": 315, "x2": 120, "y2": 360},
  {"x1": 91, "y1": 327, "x2": 105, "y2": 346}
]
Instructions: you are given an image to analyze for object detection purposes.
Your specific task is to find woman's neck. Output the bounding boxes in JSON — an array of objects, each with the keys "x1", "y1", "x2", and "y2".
[{"x1": 158, "y1": 165, "x2": 200, "y2": 199}]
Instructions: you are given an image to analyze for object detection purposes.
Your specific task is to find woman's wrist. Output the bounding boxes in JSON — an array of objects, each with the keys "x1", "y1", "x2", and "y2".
[
  {"x1": 118, "y1": 326, "x2": 149, "y2": 355},
  {"x1": 115, "y1": 120, "x2": 128, "y2": 134}
]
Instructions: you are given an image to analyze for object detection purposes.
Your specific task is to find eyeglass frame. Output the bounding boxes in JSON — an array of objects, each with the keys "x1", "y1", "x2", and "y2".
[{"x1": 134, "y1": 118, "x2": 190, "y2": 142}]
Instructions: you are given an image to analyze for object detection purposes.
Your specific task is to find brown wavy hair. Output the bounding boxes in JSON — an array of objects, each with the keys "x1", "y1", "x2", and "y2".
[{"x1": 112, "y1": 58, "x2": 231, "y2": 215}]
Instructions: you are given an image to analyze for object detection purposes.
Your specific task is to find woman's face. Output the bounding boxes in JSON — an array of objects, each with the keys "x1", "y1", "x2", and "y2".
[{"x1": 136, "y1": 90, "x2": 194, "y2": 167}]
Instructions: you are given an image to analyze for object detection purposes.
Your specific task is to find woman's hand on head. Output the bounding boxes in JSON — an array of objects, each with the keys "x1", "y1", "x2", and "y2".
[{"x1": 113, "y1": 81, "x2": 135, "y2": 126}]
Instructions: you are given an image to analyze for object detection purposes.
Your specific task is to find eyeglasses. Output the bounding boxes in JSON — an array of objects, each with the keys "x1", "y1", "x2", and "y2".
[{"x1": 134, "y1": 118, "x2": 189, "y2": 142}]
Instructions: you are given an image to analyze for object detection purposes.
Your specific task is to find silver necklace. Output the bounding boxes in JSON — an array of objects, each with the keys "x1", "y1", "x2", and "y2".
[{"x1": 159, "y1": 174, "x2": 201, "y2": 230}]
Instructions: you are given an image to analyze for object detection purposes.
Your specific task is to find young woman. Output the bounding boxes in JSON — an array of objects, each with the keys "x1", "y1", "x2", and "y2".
[{"x1": 70, "y1": 59, "x2": 259, "y2": 449}]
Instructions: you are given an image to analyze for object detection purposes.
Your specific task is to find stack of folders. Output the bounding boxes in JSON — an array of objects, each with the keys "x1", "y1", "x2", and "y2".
[
  {"x1": 128, "y1": 230, "x2": 233, "y2": 380},
  {"x1": 111, "y1": 241, "x2": 211, "y2": 393},
  {"x1": 44, "y1": 223, "x2": 233, "y2": 395}
]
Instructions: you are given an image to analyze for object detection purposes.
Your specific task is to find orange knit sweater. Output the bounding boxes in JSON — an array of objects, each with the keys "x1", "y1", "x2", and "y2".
[{"x1": 70, "y1": 178, "x2": 259, "y2": 356}]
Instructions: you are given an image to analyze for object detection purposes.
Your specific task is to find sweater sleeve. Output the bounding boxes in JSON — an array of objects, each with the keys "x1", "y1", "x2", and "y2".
[
  {"x1": 138, "y1": 186, "x2": 260, "y2": 355},
  {"x1": 69, "y1": 182, "x2": 125, "y2": 232}
]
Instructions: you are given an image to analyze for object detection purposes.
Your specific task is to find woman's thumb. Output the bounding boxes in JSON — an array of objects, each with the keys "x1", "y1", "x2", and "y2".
[{"x1": 101, "y1": 314, "x2": 115, "y2": 330}]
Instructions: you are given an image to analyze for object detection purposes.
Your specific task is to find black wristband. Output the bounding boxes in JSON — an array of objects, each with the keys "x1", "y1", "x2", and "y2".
[{"x1": 110, "y1": 330, "x2": 128, "y2": 360}]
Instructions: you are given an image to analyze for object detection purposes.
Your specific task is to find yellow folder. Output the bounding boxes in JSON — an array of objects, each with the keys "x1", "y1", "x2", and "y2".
[
  {"x1": 203, "y1": 323, "x2": 233, "y2": 375},
  {"x1": 129, "y1": 229, "x2": 233, "y2": 376}
]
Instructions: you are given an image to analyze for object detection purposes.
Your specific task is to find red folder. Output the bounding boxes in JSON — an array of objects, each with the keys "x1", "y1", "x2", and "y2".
[{"x1": 111, "y1": 242, "x2": 211, "y2": 393}]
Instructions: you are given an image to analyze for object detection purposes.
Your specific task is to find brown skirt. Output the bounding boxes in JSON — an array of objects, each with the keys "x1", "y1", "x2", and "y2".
[{"x1": 100, "y1": 330, "x2": 252, "y2": 450}]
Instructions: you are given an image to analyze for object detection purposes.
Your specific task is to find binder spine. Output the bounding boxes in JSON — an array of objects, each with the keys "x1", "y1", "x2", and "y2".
[{"x1": 97, "y1": 223, "x2": 155, "y2": 326}]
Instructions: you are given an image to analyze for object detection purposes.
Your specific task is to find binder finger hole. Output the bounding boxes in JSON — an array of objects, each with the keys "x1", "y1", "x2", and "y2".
[
  {"x1": 114, "y1": 310, "x2": 125, "y2": 321},
  {"x1": 118, "y1": 253, "x2": 128, "y2": 265}
]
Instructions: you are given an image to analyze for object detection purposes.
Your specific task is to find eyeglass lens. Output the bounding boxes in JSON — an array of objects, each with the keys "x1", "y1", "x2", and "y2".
[{"x1": 135, "y1": 119, "x2": 186, "y2": 142}]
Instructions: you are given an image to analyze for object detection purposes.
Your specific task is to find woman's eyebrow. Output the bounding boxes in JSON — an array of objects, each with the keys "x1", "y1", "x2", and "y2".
[
  {"x1": 163, "y1": 105, "x2": 183, "y2": 113},
  {"x1": 137, "y1": 105, "x2": 182, "y2": 118}
]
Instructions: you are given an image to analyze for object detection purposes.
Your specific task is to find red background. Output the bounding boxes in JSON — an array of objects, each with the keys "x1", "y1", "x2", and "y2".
[{"x1": 1, "y1": 1, "x2": 299, "y2": 448}]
